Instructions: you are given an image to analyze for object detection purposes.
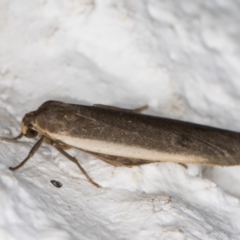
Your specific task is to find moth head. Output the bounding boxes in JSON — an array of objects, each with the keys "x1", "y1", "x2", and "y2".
[{"x1": 21, "y1": 112, "x2": 38, "y2": 138}]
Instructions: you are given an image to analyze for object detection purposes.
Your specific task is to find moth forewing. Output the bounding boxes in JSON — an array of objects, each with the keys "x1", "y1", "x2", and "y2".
[{"x1": 2, "y1": 100, "x2": 240, "y2": 188}]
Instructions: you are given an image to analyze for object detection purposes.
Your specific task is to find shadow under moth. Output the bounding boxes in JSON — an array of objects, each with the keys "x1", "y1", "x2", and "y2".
[{"x1": 1, "y1": 100, "x2": 240, "y2": 187}]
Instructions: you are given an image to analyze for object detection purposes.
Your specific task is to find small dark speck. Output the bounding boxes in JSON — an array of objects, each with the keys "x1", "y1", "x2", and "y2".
[{"x1": 50, "y1": 180, "x2": 62, "y2": 188}]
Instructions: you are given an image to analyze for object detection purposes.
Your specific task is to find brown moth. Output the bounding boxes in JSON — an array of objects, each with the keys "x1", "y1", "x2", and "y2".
[{"x1": 1, "y1": 100, "x2": 240, "y2": 188}]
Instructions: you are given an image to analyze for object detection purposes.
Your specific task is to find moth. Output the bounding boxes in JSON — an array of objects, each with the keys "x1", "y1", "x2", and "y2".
[{"x1": 1, "y1": 100, "x2": 240, "y2": 188}]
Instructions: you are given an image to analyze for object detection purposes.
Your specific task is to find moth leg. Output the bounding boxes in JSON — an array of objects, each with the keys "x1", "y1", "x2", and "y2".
[
  {"x1": 93, "y1": 104, "x2": 148, "y2": 113},
  {"x1": 178, "y1": 163, "x2": 188, "y2": 169},
  {"x1": 83, "y1": 151, "x2": 127, "y2": 167},
  {"x1": 1, "y1": 133, "x2": 24, "y2": 142},
  {"x1": 82, "y1": 150, "x2": 152, "y2": 167},
  {"x1": 59, "y1": 144, "x2": 72, "y2": 150},
  {"x1": 52, "y1": 143, "x2": 100, "y2": 188},
  {"x1": 9, "y1": 136, "x2": 44, "y2": 171},
  {"x1": 44, "y1": 138, "x2": 72, "y2": 150},
  {"x1": 119, "y1": 158, "x2": 154, "y2": 166}
]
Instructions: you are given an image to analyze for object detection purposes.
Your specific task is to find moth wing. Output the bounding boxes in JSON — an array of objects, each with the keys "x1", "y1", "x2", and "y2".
[
  {"x1": 37, "y1": 102, "x2": 240, "y2": 166},
  {"x1": 77, "y1": 105, "x2": 240, "y2": 166}
]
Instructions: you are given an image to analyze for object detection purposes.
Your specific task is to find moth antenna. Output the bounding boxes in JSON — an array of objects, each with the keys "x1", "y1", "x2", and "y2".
[
  {"x1": 52, "y1": 142, "x2": 101, "y2": 188},
  {"x1": 1, "y1": 133, "x2": 24, "y2": 142},
  {"x1": 93, "y1": 104, "x2": 148, "y2": 113},
  {"x1": 9, "y1": 136, "x2": 44, "y2": 171},
  {"x1": 132, "y1": 105, "x2": 148, "y2": 113}
]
